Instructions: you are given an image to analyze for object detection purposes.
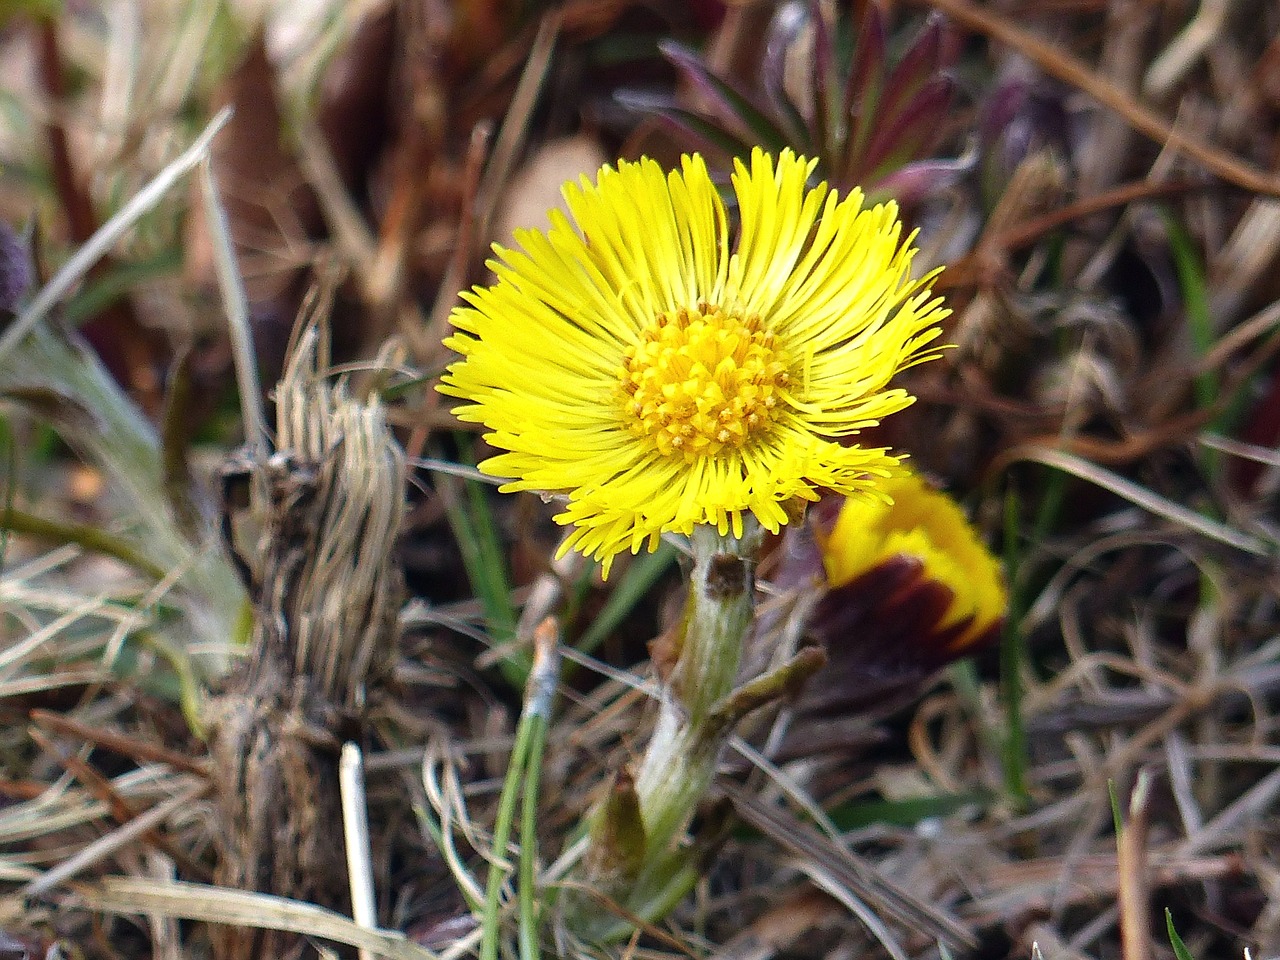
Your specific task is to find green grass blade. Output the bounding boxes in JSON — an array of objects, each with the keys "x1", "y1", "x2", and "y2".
[
  {"x1": 480, "y1": 622, "x2": 561, "y2": 960},
  {"x1": 62, "y1": 248, "x2": 182, "y2": 325},
  {"x1": 1165, "y1": 908, "x2": 1196, "y2": 960},
  {"x1": 824, "y1": 791, "x2": 990, "y2": 832},
  {"x1": 1163, "y1": 211, "x2": 1215, "y2": 415},
  {"x1": 573, "y1": 541, "x2": 676, "y2": 655},
  {"x1": 1108, "y1": 779, "x2": 1124, "y2": 839},
  {"x1": 440, "y1": 440, "x2": 525, "y2": 684},
  {"x1": 1163, "y1": 209, "x2": 1230, "y2": 484},
  {"x1": 478, "y1": 711, "x2": 534, "y2": 960},
  {"x1": 518, "y1": 715, "x2": 549, "y2": 960}
]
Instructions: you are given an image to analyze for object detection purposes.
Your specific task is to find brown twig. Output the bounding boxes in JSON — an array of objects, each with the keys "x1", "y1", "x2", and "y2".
[
  {"x1": 987, "y1": 178, "x2": 1201, "y2": 255},
  {"x1": 35, "y1": 20, "x2": 96, "y2": 245},
  {"x1": 905, "y1": 0, "x2": 1280, "y2": 198},
  {"x1": 939, "y1": 178, "x2": 1205, "y2": 292},
  {"x1": 28, "y1": 727, "x2": 212, "y2": 881},
  {"x1": 29, "y1": 709, "x2": 210, "y2": 777},
  {"x1": 717, "y1": 780, "x2": 978, "y2": 950},
  {"x1": 0, "y1": 777, "x2": 52, "y2": 801},
  {"x1": 425, "y1": 120, "x2": 491, "y2": 357}
]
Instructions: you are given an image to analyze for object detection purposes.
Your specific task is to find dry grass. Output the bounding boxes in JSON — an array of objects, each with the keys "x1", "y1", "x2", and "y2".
[{"x1": 2, "y1": 1, "x2": 1279, "y2": 958}]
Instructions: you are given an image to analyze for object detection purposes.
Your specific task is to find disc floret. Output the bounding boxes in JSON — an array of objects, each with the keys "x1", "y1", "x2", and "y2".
[{"x1": 620, "y1": 304, "x2": 790, "y2": 460}]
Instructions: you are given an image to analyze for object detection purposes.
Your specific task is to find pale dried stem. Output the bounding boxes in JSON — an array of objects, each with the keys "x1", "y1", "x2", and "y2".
[{"x1": 1118, "y1": 773, "x2": 1153, "y2": 960}]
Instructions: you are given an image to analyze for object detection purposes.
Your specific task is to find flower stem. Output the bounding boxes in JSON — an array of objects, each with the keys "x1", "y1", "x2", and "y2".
[
  {"x1": 0, "y1": 505, "x2": 168, "y2": 580},
  {"x1": 573, "y1": 522, "x2": 762, "y2": 937},
  {"x1": 632, "y1": 523, "x2": 757, "y2": 854}
]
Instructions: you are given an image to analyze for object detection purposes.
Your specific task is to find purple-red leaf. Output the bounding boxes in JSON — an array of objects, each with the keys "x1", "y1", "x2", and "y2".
[
  {"x1": 861, "y1": 75, "x2": 956, "y2": 177},
  {"x1": 872, "y1": 155, "x2": 976, "y2": 206},
  {"x1": 660, "y1": 40, "x2": 791, "y2": 155},
  {"x1": 810, "y1": 0, "x2": 835, "y2": 157},
  {"x1": 877, "y1": 15, "x2": 946, "y2": 133},
  {"x1": 0, "y1": 221, "x2": 33, "y2": 315},
  {"x1": 845, "y1": 1, "x2": 887, "y2": 118},
  {"x1": 980, "y1": 77, "x2": 1030, "y2": 148},
  {"x1": 615, "y1": 90, "x2": 755, "y2": 162},
  {"x1": 843, "y1": 5, "x2": 887, "y2": 172}
]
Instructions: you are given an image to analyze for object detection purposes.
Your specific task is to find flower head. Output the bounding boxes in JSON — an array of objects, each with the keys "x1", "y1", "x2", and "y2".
[
  {"x1": 818, "y1": 468, "x2": 1006, "y2": 657},
  {"x1": 440, "y1": 148, "x2": 947, "y2": 573},
  {"x1": 769, "y1": 469, "x2": 1005, "y2": 720}
]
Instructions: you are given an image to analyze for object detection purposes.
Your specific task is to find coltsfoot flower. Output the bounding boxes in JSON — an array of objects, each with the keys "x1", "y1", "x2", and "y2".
[
  {"x1": 818, "y1": 468, "x2": 1007, "y2": 655},
  {"x1": 766, "y1": 470, "x2": 1006, "y2": 722},
  {"x1": 440, "y1": 148, "x2": 948, "y2": 573}
]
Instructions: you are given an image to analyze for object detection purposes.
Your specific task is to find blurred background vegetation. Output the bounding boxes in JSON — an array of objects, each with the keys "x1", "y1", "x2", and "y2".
[{"x1": 2, "y1": 0, "x2": 1280, "y2": 958}]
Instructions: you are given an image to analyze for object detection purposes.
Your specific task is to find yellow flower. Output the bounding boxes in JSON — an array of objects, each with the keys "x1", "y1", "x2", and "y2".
[
  {"x1": 440, "y1": 148, "x2": 948, "y2": 573},
  {"x1": 819, "y1": 468, "x2": 1006, "y2": 653}
]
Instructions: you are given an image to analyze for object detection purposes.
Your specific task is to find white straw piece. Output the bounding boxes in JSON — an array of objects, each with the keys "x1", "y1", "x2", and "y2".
[{"x1": 341, "y1": 741, "x2": 378, "y2": 960}]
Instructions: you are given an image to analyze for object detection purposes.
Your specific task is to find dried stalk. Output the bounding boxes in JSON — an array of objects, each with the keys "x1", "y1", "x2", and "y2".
[{"x1": 206, "y1": 320, "x2": 406, "y2": 960}]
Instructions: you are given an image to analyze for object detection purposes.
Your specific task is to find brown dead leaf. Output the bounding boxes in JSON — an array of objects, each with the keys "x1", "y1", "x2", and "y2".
[
  {"x1": 186, "y1": 33, "x2": 319, "y2": 308},
  {"x1": 493, "y1": 134, "x2": 608, "y2": 252}
]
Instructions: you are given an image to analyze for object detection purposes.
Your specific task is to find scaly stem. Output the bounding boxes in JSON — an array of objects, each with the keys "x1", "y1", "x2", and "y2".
[
  {"x1": 572, "y1": 522, "x2": 762, "y2": 938},
  {"x1": 632, "y1": 523, "x2": 757, "y2": 855}
]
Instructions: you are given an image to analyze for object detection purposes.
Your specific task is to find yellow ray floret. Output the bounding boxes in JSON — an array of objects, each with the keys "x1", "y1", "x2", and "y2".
[
  {"x1": 820, "y1": 468, "x2": 1008, "y2": 651},
  {"x1": 440, "y1": 148, "x2": 949, "y2": 574}
]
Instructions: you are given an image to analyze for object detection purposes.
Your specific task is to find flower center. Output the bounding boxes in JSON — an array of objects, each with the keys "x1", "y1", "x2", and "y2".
[{"x1": 620, "y1": 304, "x2": 790, "y2": 459}]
